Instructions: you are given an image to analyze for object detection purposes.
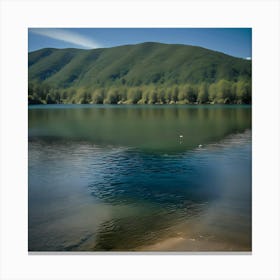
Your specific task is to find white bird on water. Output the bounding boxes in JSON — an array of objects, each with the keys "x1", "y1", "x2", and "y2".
[{"x1": 179, "y1": 134, "x2": 183, "y2": 144}]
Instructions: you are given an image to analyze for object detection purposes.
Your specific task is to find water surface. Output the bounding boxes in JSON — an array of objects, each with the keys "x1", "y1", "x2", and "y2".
[{"x1": 28, "y1": 105, "x2": 251, "y2": 251}]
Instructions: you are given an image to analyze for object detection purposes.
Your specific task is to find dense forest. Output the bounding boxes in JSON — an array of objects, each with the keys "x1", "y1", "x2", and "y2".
[{"x1": 28, "y1": 42, "x2": 251, "y2": 105}]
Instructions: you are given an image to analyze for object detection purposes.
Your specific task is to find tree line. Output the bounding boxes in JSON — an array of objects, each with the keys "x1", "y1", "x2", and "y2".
[{"x1": 28, "y1": 79, "x2": 251, "y2": 105}]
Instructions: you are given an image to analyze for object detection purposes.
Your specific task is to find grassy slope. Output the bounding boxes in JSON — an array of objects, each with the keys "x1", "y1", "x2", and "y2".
[{"x1": 28, "y1": 42, "x2": 251, "y2": 89}]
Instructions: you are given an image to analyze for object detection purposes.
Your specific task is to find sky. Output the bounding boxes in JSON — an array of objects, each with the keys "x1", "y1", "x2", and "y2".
[{"x1": 28, "y1": 28, "x2": 251, "y2": 59}]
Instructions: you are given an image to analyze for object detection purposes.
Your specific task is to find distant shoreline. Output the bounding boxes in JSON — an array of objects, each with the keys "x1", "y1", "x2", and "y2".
[{"x1": 28, "y1": 102, "x2": 252, "y2": 106}]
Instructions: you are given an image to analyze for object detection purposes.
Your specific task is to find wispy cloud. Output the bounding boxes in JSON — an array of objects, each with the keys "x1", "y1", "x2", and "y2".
[
  {"x1": 245, "y1": 57, "x2": 251, "y2": 60},
  {"x1": 30, "y1": 28, "x2": 100, "y2": 49}
]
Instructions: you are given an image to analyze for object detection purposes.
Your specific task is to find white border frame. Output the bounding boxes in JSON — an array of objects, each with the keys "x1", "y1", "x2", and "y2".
[{"x1": 1, "y1": 0, "x2": 280, "y2": 279}]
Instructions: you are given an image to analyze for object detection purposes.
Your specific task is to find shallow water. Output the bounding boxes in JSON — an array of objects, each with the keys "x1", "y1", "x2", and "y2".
[{"x1": 28, "y1": 105, "x2": 251, "y2": 251}]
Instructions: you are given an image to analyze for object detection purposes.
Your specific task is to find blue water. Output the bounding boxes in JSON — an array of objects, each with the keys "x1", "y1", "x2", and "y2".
[{"x1": 28, "y1": 105, "x2": 251, "y2": 251}]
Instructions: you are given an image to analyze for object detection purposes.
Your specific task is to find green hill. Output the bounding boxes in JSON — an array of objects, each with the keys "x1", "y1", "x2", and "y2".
[{"x1": 28, "y1": 42, "x2": 251, "y2": 104}]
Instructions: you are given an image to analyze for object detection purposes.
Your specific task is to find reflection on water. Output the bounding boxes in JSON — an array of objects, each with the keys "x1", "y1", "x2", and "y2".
[
  {"x1": 28, "y1": 105, "x2": 251, "y2": 251},
  {"x1": 29, "y1": 104, "x2": 251, "y2": 152}
]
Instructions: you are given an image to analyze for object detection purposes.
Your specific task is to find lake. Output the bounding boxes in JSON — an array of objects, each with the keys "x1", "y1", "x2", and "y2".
[{"x1": 28, "y1": 105, "x2": 252, "y2": 252}]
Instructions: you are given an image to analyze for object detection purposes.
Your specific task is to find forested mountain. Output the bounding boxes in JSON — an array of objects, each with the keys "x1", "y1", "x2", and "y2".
[{"x1": 28, "y1": 42, "x2": 251, "y2": 104}]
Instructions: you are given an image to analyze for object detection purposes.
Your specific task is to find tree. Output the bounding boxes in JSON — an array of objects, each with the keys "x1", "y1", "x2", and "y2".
[
  {"x1": 119, "y1": 86, "x2": 128, "y2": 102},
  {"x1": 104, "y1": 88, "x2": 119, "y2": 104},
  {"x1": 28, "y1": 94, "x2": 42, "y2": 105},
  {"x1": 171, "y1": 86, "x2": 179, "y2": 103},
  {"x1": 62, "y1": 90, "x2": 68, "y2": 100},
  {"x1": 148, "y1": 89, "x2": 157, "y2": 104},
  {"x1": 92, "y1": 89, "x2": 104, "y2": 104},
  {"x1": 178, "y1": 85, "x2": 197, "y2": 103},
  {"x1": 231, "y1": 82, "x2": 237, "y2": 104},
  {"x1": 158, "y1": 89, "x2": 166, "y2": 104},
  {"x1": 79, "y1": 90, "x2": 91, "y2": 104},
  {"x1": 197, "y1": 83, "x2": 209, "y2": 104},
  {"x1": 46, "y1": 94, "x2": 55, "y2": 104},
  {"x1": 178, "y1": 87, "x2": 187, "y2": 102},
  {"x1": 28, "y1": 83, "x2": 34, "y2": 95},
  {"x1": 216, "y1": 80, "x2": 232, "y2": 103},
  {"x1": 242, "y1": 82, "x2": 251, "y2": 104},
  {"x1": 138, "y1": 88, "x2": 149, "y2": 104},
  {"x1": 67, "y1": 88, "x2": 77, "y2": 103},
  {"x1": 236, "y1": 80, "x2": 251, "y2": 104},
  {"x1": 208, "y1": 83, "x2": 217, "y2": 103},
  {"x1": 126, "y1": 88, "x2": 142, "y2": 104},
  {"x1": 164, "y1": 89, "x2": 172, "y2": 104},
  {"x1": 54, "y1": 90, "x2": 61, "y2": 103}
]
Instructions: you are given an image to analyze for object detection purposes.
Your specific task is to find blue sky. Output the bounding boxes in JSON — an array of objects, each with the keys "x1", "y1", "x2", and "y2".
[{"x1": 28, "y1": 28, "x2": 251, "y2": 59}]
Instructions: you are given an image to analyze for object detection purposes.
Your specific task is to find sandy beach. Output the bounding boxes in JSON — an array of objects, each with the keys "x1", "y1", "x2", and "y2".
[{"x1": 138, "y1": 235, "x2": 251, "y2": 252}]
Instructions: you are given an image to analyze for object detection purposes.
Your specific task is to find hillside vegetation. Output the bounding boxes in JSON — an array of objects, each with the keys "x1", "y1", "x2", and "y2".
[{"x1": 28, "y1": 42, "x2": 251, "y2": 105}]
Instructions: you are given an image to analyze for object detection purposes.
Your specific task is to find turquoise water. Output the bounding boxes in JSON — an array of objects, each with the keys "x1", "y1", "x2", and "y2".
[{"x1": 28, "y1": 105, "x2": 251, "y2": 251}]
